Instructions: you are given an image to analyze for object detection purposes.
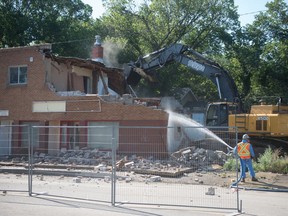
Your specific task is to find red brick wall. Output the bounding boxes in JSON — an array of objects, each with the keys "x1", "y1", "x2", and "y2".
[
  {"x1": 0, "y1": 45, "x2": 169, "y2": 156},
  {"x1": 0, "y1": 45, "x2": 169, "y2": 123},
  {"x1": 118, "y1": 126, "x2": 168, "y2": 158}
]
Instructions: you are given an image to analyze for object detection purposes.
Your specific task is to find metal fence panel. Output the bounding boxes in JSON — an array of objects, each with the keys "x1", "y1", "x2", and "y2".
[
  {"x1": 0, "y1": 125, "x2": 30, "y2": 193},
  {"x1": 1, "y1": 124, "x2": 239, "y2": 211},
  {"x1": 114, "y1": 126, "x2": 239, "y2": 210},
  {"x1": 29, "y1": 125, "x2": 114, "y2": 203}
]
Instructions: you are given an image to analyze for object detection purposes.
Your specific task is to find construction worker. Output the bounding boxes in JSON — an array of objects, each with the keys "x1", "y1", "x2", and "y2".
[{"x1": 234, "y1": 134, "x2": 258, "y2": 182}]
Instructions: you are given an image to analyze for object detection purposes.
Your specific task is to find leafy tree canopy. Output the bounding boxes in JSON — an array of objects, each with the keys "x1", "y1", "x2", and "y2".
[
  {"x1": 223, "y1": 0, "x2": 288, "y2": 105},
  {"x1": 0, "y1": 0, "x2": 100, "y2": 57},
  {"x1": 1, "y1": 0, "x2": 287, "y2": 104},
  {"x1": 101, "y1": 0, "x2": 239, "y2": 99}
]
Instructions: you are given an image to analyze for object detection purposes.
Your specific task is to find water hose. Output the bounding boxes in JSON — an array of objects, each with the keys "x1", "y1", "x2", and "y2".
[{"x1": 230, "y1": 156, "x2": 242, "y2": 187}]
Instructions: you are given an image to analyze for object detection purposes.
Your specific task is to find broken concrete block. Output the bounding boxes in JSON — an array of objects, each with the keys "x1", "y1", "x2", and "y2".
[
  {"x1": 73, "y1": 177, "x2": 81, "y2": 183},
  {"x1": 205, "y1": 187, "x2": 215, "y2": 195},
  {"x1": 125, "y1": 161, "x2": 134, "y2": 167},
  {"x1": 182, "y1": 149, "x2": 191, "y2": 155},
  {"x1": 116, "y1": 159, "x2": 125, "y2": 169},
  {"x1": 104, "y1": 176, "x2": 111, "y2": 182},
  {"x1": 125, "y1": 177, "x2": 132, "y2": 183},
  {"x1": 150, "y1": 176, "x2": 161, "y2": 182},
  {"x1": 39, "y1": 175, "x2": 44, "y2": 181},
  {"x1": 95, "y1": 164, "x2": 107, "y2": 171},
  {"x1": 39, "y1": 153, "x2": 46, "y2": 158}
]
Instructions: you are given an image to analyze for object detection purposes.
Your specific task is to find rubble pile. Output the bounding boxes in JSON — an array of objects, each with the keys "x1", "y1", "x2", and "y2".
[
  {"x1": 0, "y1": 147, "x2": 233, "y2": 187},
  {"x1": 171, "y1": 146, "x2": 228, "y2": 168},
  {"x1": 33, "y1": 149, "x2": 112, "y2": 166},
  {"x1": 30, "y1": 146, "x2": 229, "y2": 173}
]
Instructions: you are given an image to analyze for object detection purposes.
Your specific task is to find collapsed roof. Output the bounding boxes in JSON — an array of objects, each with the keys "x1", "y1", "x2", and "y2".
[{"x1": 44, "y1": 53, "x2": 128, "y2": 96}]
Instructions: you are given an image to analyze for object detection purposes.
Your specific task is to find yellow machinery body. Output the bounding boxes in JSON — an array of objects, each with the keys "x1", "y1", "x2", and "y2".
[{"x1": 229, "y1": 105, "x2": 288, "y2": 138}]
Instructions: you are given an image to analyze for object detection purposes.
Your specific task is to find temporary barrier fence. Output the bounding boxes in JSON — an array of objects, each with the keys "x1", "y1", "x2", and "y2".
[
  {"x1": 0, "y1": 125, "x2": 30, "y2": 193},
  {"x1": 114, "y1": 126, "x2": 238, "y2": 210},
  {"x1": 0, "y1": 124, "x2": 240, "y2": 211}
]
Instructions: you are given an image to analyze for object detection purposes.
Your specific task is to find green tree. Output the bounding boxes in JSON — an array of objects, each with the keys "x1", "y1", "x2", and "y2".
[
  {"x1": 251, "y1": 0, "x2": 288, "y2": 98},
  {"x1": 219, "y1": 0, "x2": 288, "y2": 107},
  {"x1": 0, "y1": 0, "x2": 99, "y2": 58},
  {"x1": 0, "y1": 0, "x2": 29, "y2": 47},
  {"x1": 101, "y1": 0, "x2": 239, "y2": 99}
]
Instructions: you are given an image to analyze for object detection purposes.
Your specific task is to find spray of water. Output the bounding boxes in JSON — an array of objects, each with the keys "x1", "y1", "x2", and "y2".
[{"x1": 166, "y1": 110, "x2": 233, "y2": 153}]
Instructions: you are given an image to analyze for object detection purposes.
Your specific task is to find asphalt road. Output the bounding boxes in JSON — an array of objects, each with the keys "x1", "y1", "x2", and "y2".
[
  {"x1": 1, "y1": 177, "x2": 288, "y2": 216},
  {"x1": 1, "y1": 189, "x2": 288, "y2": 216}
]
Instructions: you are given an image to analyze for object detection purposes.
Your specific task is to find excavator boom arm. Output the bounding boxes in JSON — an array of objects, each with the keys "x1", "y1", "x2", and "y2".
[{"x1": 125, "y1": 43, "x2": 239, "y2": 102}]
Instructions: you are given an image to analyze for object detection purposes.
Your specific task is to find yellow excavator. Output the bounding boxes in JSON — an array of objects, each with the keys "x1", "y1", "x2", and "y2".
[
  {"x1": 207, "y1": 99, "x2": 288, "y2": 146},
  {"x1": 230, "y1": 101, "x2": 288, "y2": 138},
  {"x1": 124, "y1": 43, "x2": 288, "y2": 150}
]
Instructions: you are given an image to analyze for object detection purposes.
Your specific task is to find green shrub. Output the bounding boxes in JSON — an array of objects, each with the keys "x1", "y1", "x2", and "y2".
[
  {"x1": 254, "y1": 147, "x2": 288, "y2": 174},
  {"x1": 223, "y1": 157, "x2": 238, "y2": 171},
  {"x1": 270, "y1": 159, "x2": 288, "y2": 174},
  {"x1": 223, "y1": 148, "x2": 288, "y2": 174},
  {"x1": 254, "y1": 147, "x2": 274, "y2": 171}
]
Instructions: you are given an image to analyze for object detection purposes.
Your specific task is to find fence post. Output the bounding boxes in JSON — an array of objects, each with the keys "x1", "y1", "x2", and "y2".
[
  {"x1": 111, "y1": 125, "x2": 117, "y2": 206},
  {"x1": 235, "y1": 128, "x2": 241, "y2": 212},
  {"x1": 28, "y1": 125, "x2": 32, "y2": 196}
]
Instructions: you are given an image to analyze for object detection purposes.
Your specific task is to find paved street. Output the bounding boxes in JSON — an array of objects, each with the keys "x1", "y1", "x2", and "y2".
[
  {"x1": 1, "y1": 187, "x2": 288, "y2": 216},
  {"x1": 1, "y1": 171, "x2": 288, "y2": 216}
]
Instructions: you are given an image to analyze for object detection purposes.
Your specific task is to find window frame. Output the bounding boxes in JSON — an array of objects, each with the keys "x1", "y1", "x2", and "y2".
[
  {"x1": 8, "y1": 65, "x2": 28, "y2": 85},
  {"x1": 256, "y1": 119, "x2": 268, "y2": 131}
]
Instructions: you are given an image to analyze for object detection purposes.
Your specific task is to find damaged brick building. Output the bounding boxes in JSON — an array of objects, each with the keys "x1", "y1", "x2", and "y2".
[{"x1": 0, "y1": 37, "x2": 169, "y2": 157}]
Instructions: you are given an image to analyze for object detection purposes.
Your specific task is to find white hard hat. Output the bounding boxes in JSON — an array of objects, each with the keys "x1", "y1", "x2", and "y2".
[{"x1": 242, "y1": 134, "x2": 250, "y2": 140}]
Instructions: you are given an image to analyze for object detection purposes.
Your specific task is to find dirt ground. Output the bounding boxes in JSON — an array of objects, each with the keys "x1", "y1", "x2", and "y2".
[
  {"x1": 167, "y1": 170, "x2": 288, "y2": 190},
  {"x1": 1, "y1": 162, "x2": 288, "y2": 191},
  {"x1": 114, "y1": 168, "x2": 288, "y2": 190}
]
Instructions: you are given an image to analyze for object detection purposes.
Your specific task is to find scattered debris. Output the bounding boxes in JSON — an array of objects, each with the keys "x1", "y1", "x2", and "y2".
[
  {"x1": 0, "y1": 146, "x2": 232, "y2": 186},
  {"x1": 38, "y1": 175, "x2": 44, "y2": 181},
  {"x1": 149, "y1": 176, "x2": 161, "y2": 182},
  {"x1": 104, "y1": 176, "x2": 111, "y2": 183},
  {"x1": 73, "y1": 177, "x2": 81, "y2": 183},
  {"x1": 205, "y1": 187, "x2": 215, "y2": 195}
]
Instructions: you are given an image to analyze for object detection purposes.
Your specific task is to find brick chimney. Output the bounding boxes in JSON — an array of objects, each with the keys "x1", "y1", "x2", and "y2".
[{"x1": 91, "y1": 35, "x2": 104, "y2": 63}]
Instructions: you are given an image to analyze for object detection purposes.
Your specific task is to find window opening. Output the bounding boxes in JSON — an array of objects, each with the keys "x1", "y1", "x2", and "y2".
[{"x1": 9, "y1": 66, "x2": 27, "y2": 84}]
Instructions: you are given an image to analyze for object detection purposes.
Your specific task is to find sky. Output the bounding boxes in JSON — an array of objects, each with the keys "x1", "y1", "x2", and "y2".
[{"x1": 81, "y1": 0, "x2": 280, "y2": 26}]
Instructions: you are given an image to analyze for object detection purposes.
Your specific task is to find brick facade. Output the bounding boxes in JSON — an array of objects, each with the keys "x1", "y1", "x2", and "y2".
[{"x1": 0, "y1": 45, "x2": 169, "y2": 156}]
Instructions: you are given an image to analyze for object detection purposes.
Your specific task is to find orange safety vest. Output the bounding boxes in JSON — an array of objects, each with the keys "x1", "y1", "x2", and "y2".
[{"x1": 237, "y1": 142, "x2": 251, "y2": 159}]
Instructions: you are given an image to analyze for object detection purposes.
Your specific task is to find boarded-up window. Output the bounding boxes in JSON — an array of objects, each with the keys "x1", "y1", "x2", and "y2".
[{"x1": 33, "y1": 101, "x2": 66, "y2": 112}]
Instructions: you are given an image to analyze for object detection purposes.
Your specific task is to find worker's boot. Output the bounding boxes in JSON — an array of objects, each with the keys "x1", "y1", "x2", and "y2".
[
  {"x1": 252, "y1": 177, "x2": 258, "y2": 182},
  {"x1": 241, "y1": 178, "x2": 245, "y2": 182}
]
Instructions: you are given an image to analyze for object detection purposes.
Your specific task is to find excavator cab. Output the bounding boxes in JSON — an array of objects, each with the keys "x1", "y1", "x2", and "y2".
[{"x1": 206, "y1": 102, "x2": 239, "y2": 126}]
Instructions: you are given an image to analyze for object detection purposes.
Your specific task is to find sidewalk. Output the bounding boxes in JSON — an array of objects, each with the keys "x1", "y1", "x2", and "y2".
[
  {"x1": 0, "y1": 192, "x2": 235, "y2": 216},
  {"x1": 1, "y1": 189, "x2": 288, "y2": 216}
]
